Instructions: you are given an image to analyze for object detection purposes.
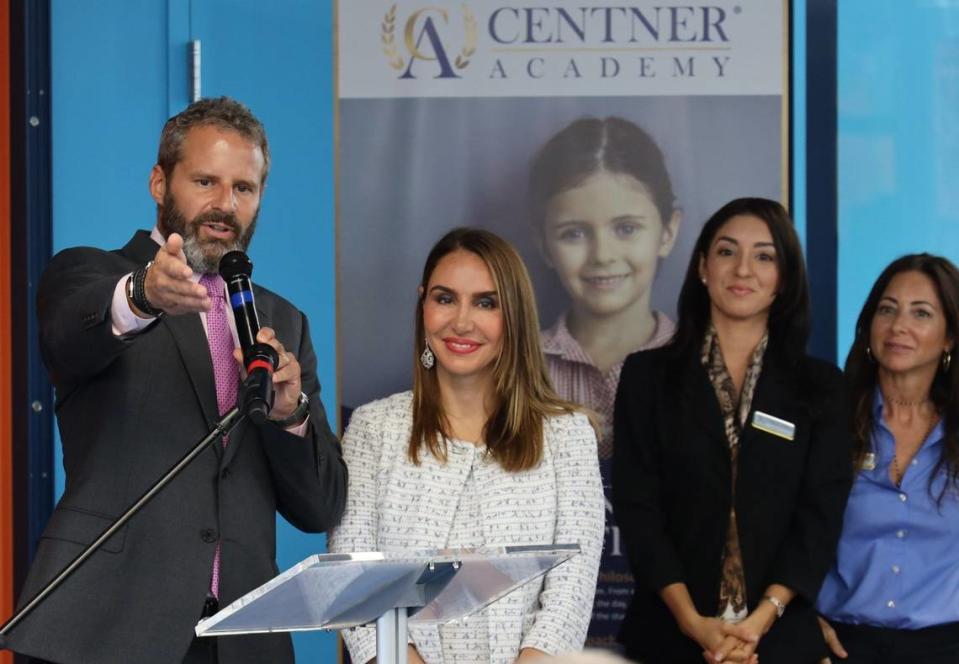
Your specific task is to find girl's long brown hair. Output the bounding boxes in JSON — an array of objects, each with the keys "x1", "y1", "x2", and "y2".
[{"x1": 410, "y1": 228, "x2": 588, "y2": 471}]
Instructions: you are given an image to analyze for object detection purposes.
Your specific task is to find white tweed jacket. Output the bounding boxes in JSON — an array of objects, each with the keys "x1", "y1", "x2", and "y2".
[{"x1": 329, "y1": 391, "x2": 605, "y2": 664}]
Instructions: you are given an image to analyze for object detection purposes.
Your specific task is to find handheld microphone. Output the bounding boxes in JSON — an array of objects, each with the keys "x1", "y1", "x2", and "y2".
[{"x1": 218, "y1": 251, "x2": 278, "y2": 424}]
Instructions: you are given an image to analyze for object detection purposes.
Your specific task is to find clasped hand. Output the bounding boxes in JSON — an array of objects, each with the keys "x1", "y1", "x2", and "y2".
[
  {"x1": 685, "y1": 611, "x2": 771, "y2": 664},
  {"x1": 817, "y1": 615, "x2": 848, "y2": 663}
]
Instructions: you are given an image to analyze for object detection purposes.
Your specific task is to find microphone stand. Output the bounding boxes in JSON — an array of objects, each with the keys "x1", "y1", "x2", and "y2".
[{"x1": 0, "y1": 403, "x2": 248, "y2": 643}]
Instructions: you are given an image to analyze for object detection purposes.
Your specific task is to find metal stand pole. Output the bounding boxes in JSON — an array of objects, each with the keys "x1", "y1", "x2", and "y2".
[
  {"x1": 0, "y1": 407, "x2": 244, "y2": 642},
  {"x1": 375, "y1": 607, "x2": 408, "y2": 664}
]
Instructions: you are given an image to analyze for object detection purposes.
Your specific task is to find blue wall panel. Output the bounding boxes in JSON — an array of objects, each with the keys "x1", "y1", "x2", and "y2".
[
  {"x1": 837, "y1": 1, "x2": 959, "y2": 359},
  {"x1": 49, "y1": 1, "x2": 337, "y2": 660},
  {"x1": 51, "y1": 0, "x2": 170, "y2": 253},
  {"x1": 793, "y1": 0, "x2": 807, "y2": 249},
  {"x1": 50, "y1": 0, "x2": 175, "y2": 500}
]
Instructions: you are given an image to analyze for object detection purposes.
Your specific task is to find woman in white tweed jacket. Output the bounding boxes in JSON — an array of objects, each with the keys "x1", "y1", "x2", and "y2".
[{"x1": 330, "y1": 228, "x2": 605, "y2": 664}]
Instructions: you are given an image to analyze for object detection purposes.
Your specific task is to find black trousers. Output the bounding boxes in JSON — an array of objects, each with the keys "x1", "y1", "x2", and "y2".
[
  {"x1": 28, "y1": 638, "x2": 217, "y2": 663},
  {"x1": 27, "y1": 597, "x2": 219, "y2": 664},
  {"x1": 831, "y1": 620, "x2": 959, "y2": 664},
  {"x1": 182, "y1": 595, "x2": 220, "y2": 664},
  {"x1": 29, "y1": 643, "x2": 217, "y2": 664},
  {"x1": 181, "y1": 635, "x2": 218, "y2": 664}
]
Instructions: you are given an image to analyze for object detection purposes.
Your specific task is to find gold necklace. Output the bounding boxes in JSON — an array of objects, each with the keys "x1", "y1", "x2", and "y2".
[
  {"x1": 891, "y1": 455, "x2": 906, "y2": 488},
  {"x1": 883, "y1": 393, "x2": 931, "y2": 408},
  {"x1": 891, "y1": 416, "x2": 939, "y2": 488}
]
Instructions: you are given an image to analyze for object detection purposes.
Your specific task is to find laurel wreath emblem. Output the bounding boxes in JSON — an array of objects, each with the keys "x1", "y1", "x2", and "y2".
[
  {"x1": 381, "y1": 4, "x2": 404, "y2": 70},
  {"x1": 454, "y1": 4, "x2": 477, "y2": 70},
  {"x1": 380, "y1": 3, "x2": 477, "y2": 72}
]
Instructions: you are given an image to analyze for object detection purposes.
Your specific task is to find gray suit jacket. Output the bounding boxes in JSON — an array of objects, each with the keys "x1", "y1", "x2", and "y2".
[{"x1": 8, "y1": 231, "x2": 347, "y2": 664}]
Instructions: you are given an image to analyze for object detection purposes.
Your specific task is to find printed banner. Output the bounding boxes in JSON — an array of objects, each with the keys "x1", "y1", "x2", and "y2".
[{"x1": 337, "y1": 0, "x2": 788, "y2": 650}]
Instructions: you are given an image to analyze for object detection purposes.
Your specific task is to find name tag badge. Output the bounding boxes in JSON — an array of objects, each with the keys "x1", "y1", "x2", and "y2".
[{"x1": 751, "y1": 411, "x2": 796, "y2": 441}]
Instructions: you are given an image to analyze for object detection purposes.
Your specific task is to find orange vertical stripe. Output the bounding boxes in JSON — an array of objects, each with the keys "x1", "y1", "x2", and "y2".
[{"x1": 0, "y1": 0, "x2": 14, "y2": 661}]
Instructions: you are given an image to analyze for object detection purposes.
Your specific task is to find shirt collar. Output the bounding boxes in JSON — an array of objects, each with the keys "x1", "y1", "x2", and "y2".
[
  {"x1": 542, "y1": 312, "x2": 592, "y2": 364},
  {"x1": 541, "y1": 311, "x2": 676, "y2": 365},
  {"x1": 872, "y1": 386, "x2": 945, "y2": 450}
]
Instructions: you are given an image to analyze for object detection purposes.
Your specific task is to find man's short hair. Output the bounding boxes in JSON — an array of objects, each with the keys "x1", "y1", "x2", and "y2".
[{"x1": 157, "y1": 96, "x2": 271, "y2": 183}]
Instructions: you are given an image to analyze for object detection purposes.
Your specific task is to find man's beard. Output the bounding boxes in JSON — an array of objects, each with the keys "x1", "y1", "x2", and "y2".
[{"x1": 158, "y1": 191, "x2": 258, "y2": 274}]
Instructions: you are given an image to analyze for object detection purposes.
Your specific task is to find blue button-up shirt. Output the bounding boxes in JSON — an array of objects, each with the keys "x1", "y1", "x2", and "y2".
[{"x1": 817, "y1": 389, "x2": 959, "y2": 629}]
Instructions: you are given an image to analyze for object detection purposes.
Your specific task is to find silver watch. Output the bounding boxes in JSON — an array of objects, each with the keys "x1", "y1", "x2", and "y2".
[
  {"x1": 270, "y1": 391, "x2": 309, "y2": 427},
  {"x1": 763, "y1": 595, "x2": 786, "y2": 618}
]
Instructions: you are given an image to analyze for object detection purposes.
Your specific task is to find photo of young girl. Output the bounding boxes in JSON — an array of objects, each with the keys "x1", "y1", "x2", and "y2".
[
  {"x1": 531, "y1": 117, "x2": 681, "y2": 459},
  {"x1": 530, "y1": 117, "x2": 681, "y2": 648}
]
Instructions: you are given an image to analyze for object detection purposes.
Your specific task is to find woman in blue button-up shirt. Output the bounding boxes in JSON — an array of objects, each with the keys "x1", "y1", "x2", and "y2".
[{"x1": 817, "y1": 253, "x2": 959, "y2": 663}]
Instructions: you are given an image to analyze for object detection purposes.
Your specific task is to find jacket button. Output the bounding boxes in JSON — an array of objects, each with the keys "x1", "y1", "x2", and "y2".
[
  {"x1": 221, "y1": 467, "x2": 230, "y2": 479},
  {"x1": 201, "y1": 528, "x2": 217, "y2": 543}
]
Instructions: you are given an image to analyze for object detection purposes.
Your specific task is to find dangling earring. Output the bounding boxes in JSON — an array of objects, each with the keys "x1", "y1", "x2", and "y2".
[
  {"x1": 420, "y1": 340, "x2": 435, "y2": 370},
  {"x1": 866, "y1": 346, "x2": 874, "y2": 363},
  {"x1": 942, "y1": 350, "x2": 952, "y2": 373}
]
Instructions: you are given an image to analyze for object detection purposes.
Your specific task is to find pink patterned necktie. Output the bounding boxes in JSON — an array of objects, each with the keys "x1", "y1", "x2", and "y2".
[
  {"x1": 199, "y1": 274, "x2": 239, "y2": 419},
  {"x1": 198, "y1": 273, "x2": 239, "y2": 599}
]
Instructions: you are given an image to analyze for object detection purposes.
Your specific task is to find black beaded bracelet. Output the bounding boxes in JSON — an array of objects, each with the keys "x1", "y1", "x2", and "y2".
[{"x1": 131, "y1": 261, "x2": 164, "y2": 317}]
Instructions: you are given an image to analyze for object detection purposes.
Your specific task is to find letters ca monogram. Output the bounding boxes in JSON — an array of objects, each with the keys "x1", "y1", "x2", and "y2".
[
  {"x1": 402, "y1": 8, "x2": 458, "y2": 79},
  {"x1": 381, "y1": 4, "x2": 476, "y2": 79}
]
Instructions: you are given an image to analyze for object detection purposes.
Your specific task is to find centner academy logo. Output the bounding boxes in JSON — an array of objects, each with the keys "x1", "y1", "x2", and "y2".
[{"x1": 382, "y1": 4, "x2": 478, "y2": 79}]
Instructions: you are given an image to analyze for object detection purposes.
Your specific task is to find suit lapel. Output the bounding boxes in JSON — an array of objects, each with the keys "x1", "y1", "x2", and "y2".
[
  {"x1": 161, "y1": 313, "x2": 222, "y2": 459},
  {"x1": 121, "y1": 230, "x2": 297, "y2": 462},
  {"x1": 118, "y1": 229, "x2": 162, "y2": 263},
  {"x1": 253, "y1": 297, "x2": 269, "y2": 339},
  {"x1": 125, "y1": 231, "x2": 278, "y2": 470},
  {"x1": 739, "y1": 355, "x2": 794, "y2": 453},
  {"x1": 680, "y1": 353, "x2": 729, "y2": 460},
  {"x1": 120, "y1": 230, "x2": 221, "y2": 455},
  {"x1": 120, "y1": 230, "x2": 224, "y2": 456}
]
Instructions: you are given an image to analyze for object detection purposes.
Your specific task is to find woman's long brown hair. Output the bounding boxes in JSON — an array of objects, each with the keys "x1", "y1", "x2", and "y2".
[
  {"x1": 410, "y1": 228, "x2": 589, "y2": 472},
  {"x1": 845, "y1": 254, "x2": 959, "y2": 503}
]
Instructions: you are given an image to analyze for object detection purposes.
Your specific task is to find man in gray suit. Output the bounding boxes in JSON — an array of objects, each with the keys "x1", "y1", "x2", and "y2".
[{"x1": 9, "y1": 97, "x2": 347, "y2": 664}]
